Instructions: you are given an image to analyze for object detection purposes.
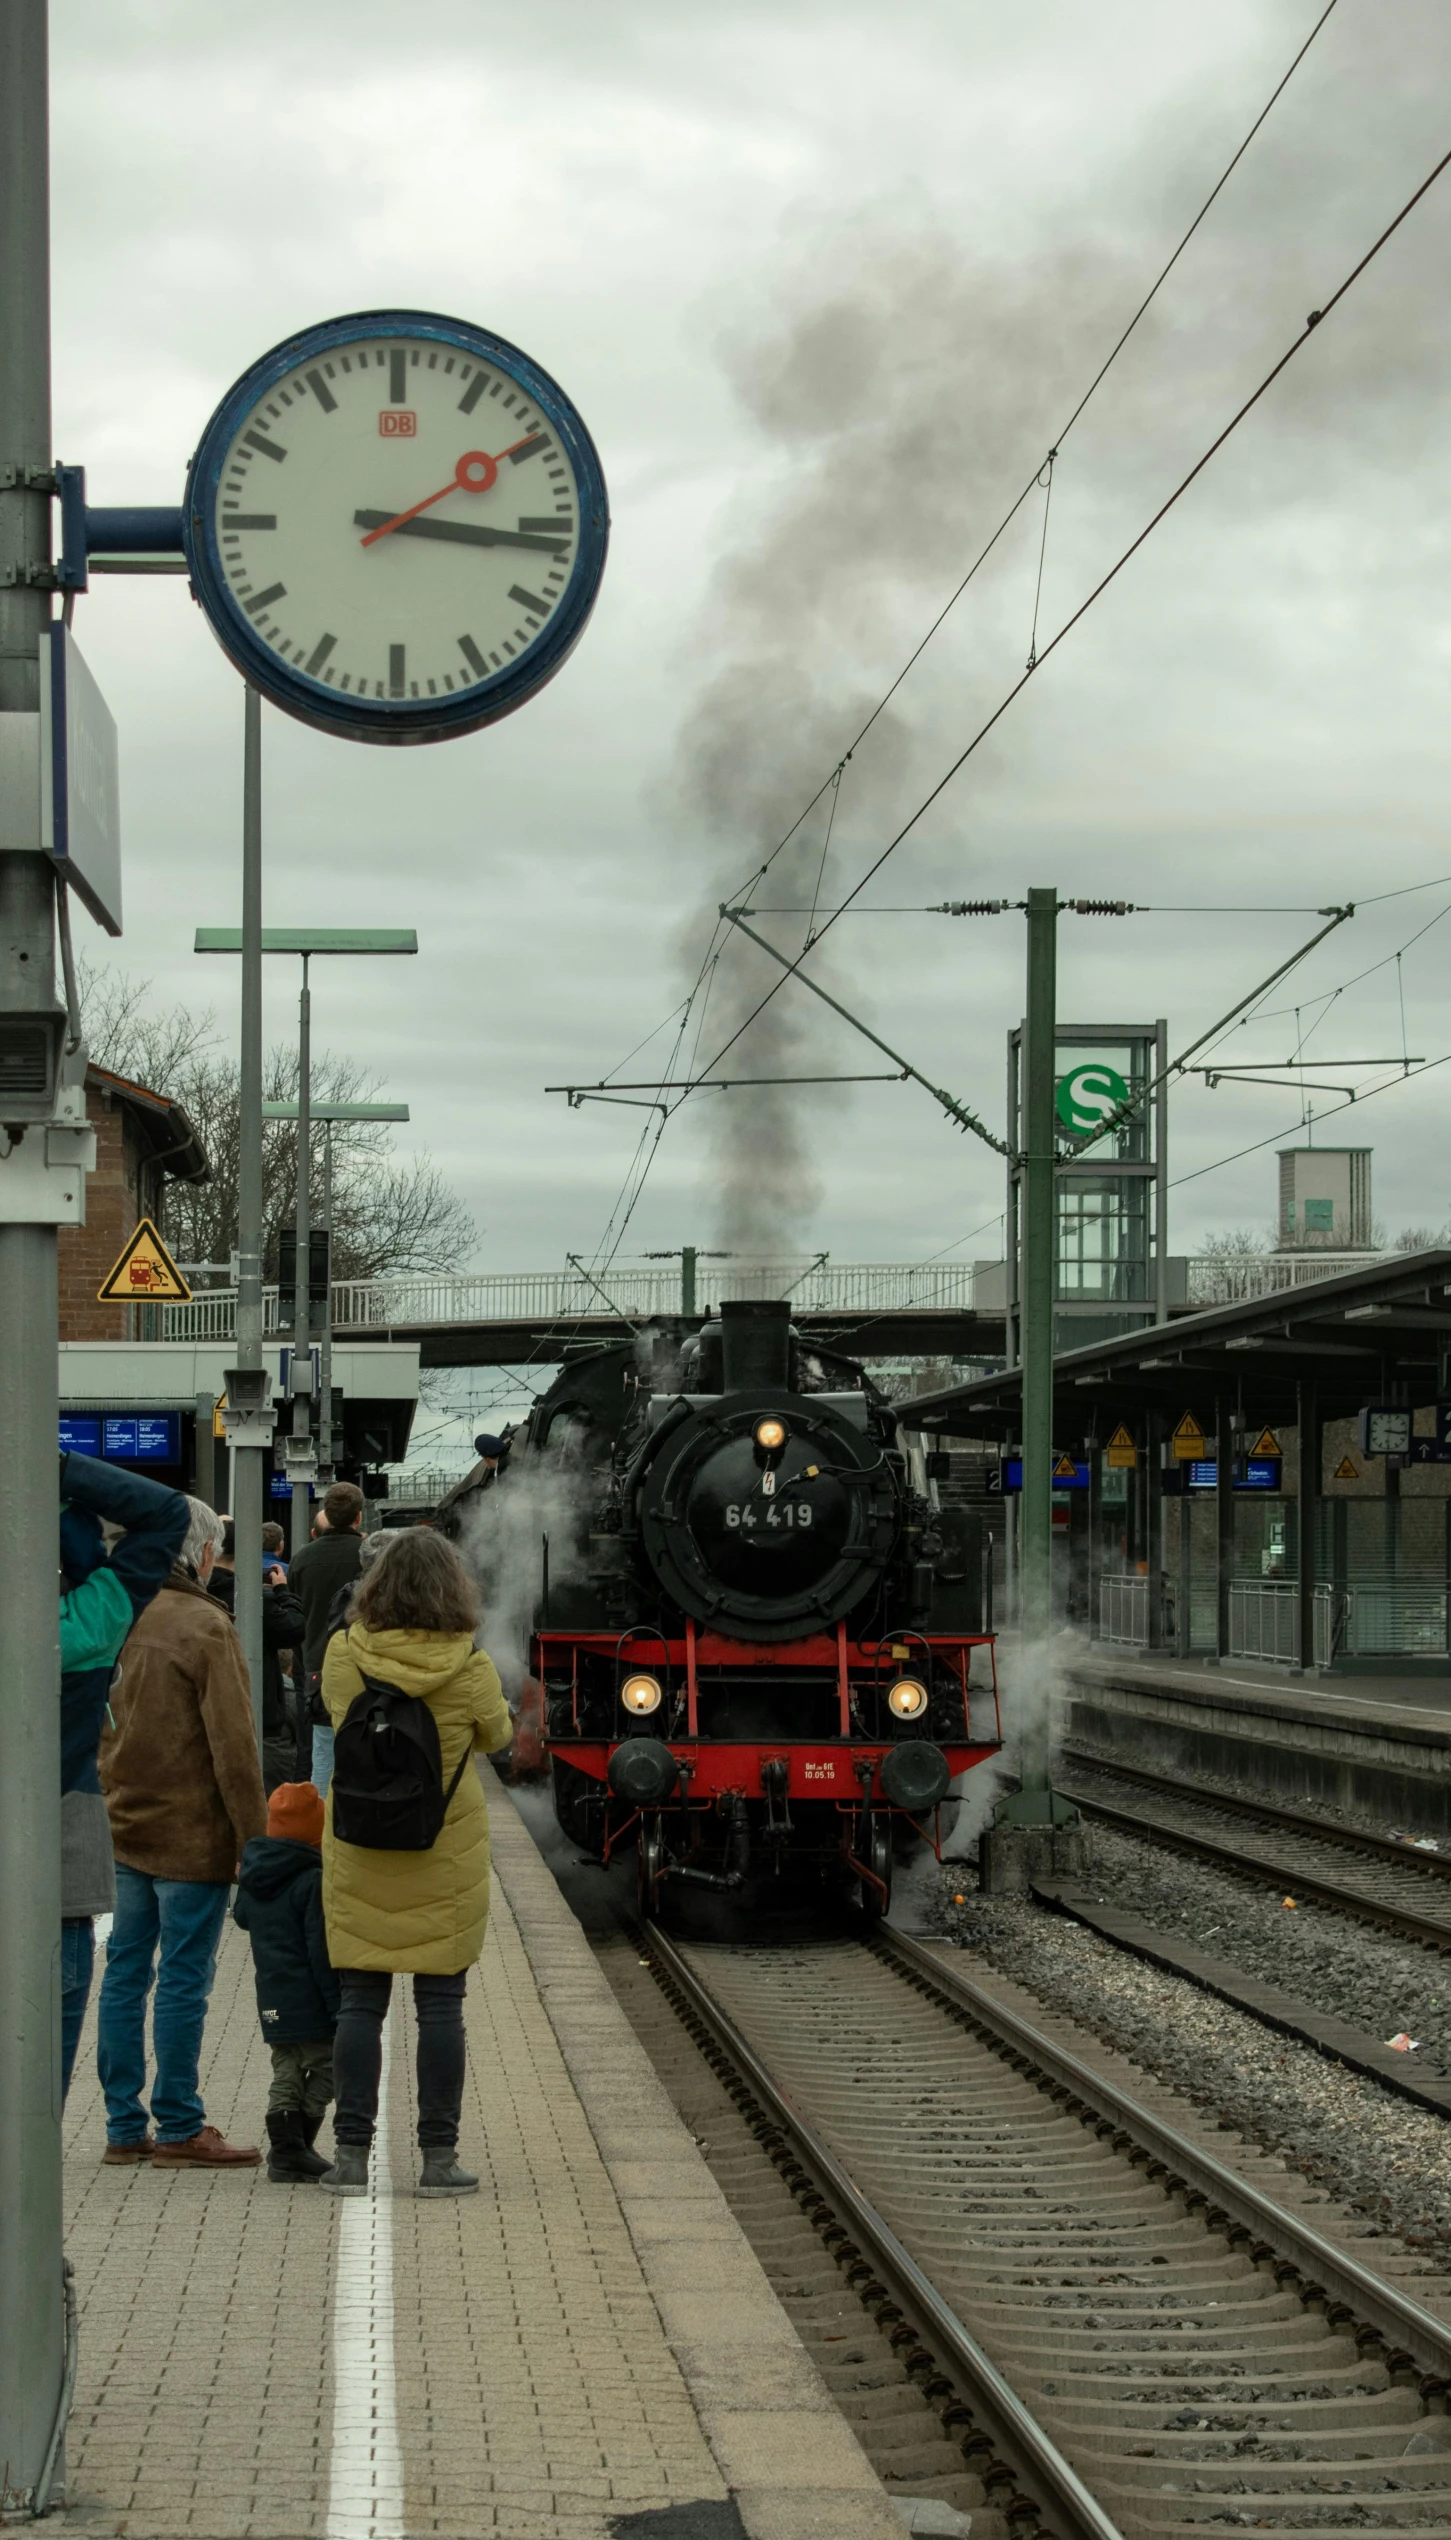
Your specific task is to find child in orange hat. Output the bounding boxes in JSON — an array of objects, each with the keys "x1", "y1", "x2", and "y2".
[{"x1": 232, "y1": 1782, "x2": 340, "y2": 2181}]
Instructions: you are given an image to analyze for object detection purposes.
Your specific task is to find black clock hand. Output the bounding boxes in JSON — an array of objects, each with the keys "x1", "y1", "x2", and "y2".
[{"x1": 353, "y1": 509, "x2": 569, "y2": 554}]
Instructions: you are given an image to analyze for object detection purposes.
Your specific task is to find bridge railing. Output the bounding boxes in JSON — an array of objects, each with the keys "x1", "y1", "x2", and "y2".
[{"x1": 154, "y1": 1249, "x2": 1391, "y2": 1340}]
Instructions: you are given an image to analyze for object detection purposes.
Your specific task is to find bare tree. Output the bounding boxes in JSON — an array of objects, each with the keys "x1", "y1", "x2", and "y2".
[{"x1": 78, "y1": 963, "x2": 475, "y2": 1279}]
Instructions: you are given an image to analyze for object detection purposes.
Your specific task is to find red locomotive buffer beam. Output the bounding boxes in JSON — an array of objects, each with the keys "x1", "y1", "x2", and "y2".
[{"x1": 535, "y1": 1623, "x2": 1001, "y2": 1782}]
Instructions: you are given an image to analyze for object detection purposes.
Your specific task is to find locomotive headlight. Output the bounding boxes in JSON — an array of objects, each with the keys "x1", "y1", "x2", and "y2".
[
  {"x1": 753, "y1": 1416, "x2": 788, "y2": 1454},
  {"x1": 620, "y1": 1672, "x2": 663, "y2": 1716},
  {"x1": 888, "y1": 1677, "x2": 929, "y2": 1720}
]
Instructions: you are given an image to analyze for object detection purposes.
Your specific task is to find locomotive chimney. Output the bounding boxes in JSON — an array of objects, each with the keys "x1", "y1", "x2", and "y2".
[{"x1": 720, "y1": 1299, "x2": 791, "y2": 1392}]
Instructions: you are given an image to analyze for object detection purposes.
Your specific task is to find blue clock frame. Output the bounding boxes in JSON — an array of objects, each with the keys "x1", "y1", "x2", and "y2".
[{"x1": 182, "y1": 308, "x2": 609, "y2": 746}]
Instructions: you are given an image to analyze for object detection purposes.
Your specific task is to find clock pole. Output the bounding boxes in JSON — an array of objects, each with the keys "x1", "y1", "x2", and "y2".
[
  {"x1": 233, "y1": 688, "x2": 267, "y2": 1748},
  {"x1": 0, "y1": 0, "x2": 67, "y2": 2511}
]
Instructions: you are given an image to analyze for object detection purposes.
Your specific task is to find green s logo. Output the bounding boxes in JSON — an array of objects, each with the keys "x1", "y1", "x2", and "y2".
[{"x1": 1056, "y1": 1061, "x2": 1128, "y2": 1137}]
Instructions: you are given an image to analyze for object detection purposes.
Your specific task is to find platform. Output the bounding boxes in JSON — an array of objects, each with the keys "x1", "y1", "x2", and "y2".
[
  {"x1": 56, "y1": 1773, "x2": 902, "y2": 2540},
  {"x1": 1062, "y1": 1645, "x2": 1451, "y2": 1833}
]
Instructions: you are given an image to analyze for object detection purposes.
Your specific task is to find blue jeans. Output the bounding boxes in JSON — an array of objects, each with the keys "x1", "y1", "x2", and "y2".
[
  {"x1": 310, "y1": 1723, "x2": 335, "y2": 1799},
  {"x1": 61, "y1": 1919, "x2": 96, "y2": 2104},
  {"x1": 97, "y1": 1865, "x2": 229, "y2": 2145}
]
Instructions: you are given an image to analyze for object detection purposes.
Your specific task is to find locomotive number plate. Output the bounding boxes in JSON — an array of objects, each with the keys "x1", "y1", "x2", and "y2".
[{"x1": 724, "y1": 1502, "x2": 814, "y2": 1529}]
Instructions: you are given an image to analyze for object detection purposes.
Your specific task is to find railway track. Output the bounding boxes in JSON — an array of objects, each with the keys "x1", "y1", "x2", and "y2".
[
  {"x1": 1056, "y1": 1750, "x2": 1451, "y2": 1952},
  {"x1": 641, "y1": 1919, "x2": 1451, "y2": 2540}
]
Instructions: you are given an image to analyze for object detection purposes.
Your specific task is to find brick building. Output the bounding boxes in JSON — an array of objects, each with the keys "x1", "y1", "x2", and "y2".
[{"x1": 59, "y1": 1066, "x2": 210, "y2": 1342}]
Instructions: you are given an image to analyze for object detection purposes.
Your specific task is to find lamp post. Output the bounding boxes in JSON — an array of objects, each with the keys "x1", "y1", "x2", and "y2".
[
  {"x1": 261, "y1": 1100, "x2": 409, "y2": 1487},
  {"x1": 195, "y1": 928, "x2": 417, "y2": 1602}
]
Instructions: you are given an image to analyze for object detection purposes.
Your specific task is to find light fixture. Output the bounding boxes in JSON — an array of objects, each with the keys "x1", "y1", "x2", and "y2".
[
  {"x1": 621, "y1": 1672, "x2": 663, "y2": 1715},
  {"x1": 754, "y1": 1416, "x2": 787, "y2": 1453},
  {"x1": 888, "y1": 1678, "x2": 929, "y2": 1720}
]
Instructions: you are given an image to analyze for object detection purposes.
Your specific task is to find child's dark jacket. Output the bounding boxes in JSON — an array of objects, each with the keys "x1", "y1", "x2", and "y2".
[{"x1": 233, "y1": 1836, "x2": 340, "y2": 2042}]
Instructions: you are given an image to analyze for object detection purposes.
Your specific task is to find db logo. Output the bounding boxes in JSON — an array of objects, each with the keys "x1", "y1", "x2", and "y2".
[{"x1": 379, "y1": 410, "x2": 416, "y2": 437}]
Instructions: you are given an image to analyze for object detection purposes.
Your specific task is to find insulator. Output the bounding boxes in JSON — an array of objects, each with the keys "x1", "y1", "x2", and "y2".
[
  {"x1": 1067, "y1": 899, "x2": 1133, "y2": 915},
  {"x1": 936, "y1": 900, "x2": 1010, "y2": 915}
]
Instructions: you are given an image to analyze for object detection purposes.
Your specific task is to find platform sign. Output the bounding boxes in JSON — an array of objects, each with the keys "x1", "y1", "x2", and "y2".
[
  {"x1": 1105, "y1": 1423, "x2": 1137, "y2": 1469},
  {"x1": 1055, "y1": 1061, "x2": 1129, "y2": 1139},
  {"x1": 1171, "y1": 1411, "x2": 1207, "y2": 1461},
  {"x1": 1185, "y1": 1458, "x2": 1281, "y2": 1491},
  {"x1": 1333, "y1": 1455, "x2": 1361, "y2": 1481},
  {"x1": 39, "y1": 623, "x2": 122, "y2": 936},
  {"x1": 1249, "y1": 1427, "x2": 1281, "y2": 1462},
  {"x1": 96, "y1": 1217, "x2": 191, "y2": 1304}
]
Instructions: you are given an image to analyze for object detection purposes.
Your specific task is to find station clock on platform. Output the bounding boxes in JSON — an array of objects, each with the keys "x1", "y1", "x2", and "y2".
[{"x1": 183, "y1": 310, "x2": 609, "y2": 744}]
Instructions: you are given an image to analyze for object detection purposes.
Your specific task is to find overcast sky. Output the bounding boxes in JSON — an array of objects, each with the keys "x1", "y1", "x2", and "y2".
[{"x1": 53, "y1": 0, "x2": 1451, "y2": 1426}]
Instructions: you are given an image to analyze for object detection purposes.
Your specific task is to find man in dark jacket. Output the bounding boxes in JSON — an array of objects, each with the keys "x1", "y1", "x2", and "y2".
[
  {"x1": 59, "y1": 1453, "x2": 190, "y2": 2099},
  {"x1": 287, "y1": 1481, "x2": 365, "y2": 1793},
  {"x1": 233, "y1": 1780, "x2": 340, "y2": 2181}
]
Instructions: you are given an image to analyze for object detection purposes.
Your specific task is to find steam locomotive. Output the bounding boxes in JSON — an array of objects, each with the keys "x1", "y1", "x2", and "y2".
[{"x1": 477, "y1": 1298, "x2": 1000, "y2": 1919}]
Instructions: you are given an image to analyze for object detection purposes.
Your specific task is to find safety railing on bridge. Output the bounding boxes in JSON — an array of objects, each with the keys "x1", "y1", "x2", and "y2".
[
  {"x1": 1183, "y1": 1251, "x2": 1390, "y2": 1306},
  {"x1": 160, "y1": 1260, "x2": 982, "y2": 1340}
]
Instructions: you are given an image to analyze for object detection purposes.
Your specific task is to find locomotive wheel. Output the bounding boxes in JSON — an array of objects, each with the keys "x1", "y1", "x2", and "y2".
[
  {"x1": 636, "y1": 1813, "x2": 667, "y2": 1919},
  {"x1": 842, "y1": 1811, "x2": 892, "y2": 1924}
]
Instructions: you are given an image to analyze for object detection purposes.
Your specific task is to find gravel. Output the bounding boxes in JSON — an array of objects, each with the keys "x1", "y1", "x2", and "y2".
[
  {"x1": 1038, "y1": 1812, "x2": 1451, "y2": 2074},
  {"x1": 927, "y1": 1871, "x2": 1451, "y2": 2254}
]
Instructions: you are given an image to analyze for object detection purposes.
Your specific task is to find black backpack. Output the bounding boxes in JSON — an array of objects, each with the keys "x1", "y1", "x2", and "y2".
[{"x1": 331, "y1": 1671, "x2": 472, "y2": 1851}]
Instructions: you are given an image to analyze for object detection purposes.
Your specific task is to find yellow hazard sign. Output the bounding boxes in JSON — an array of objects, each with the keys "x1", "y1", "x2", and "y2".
[
  {"x1": 96, "y1": 1218, "x2": 191, "y2": 1305},
  {"x1": 1105, "y1": 1423, "x2": 1137, "y2": 1469},
  {"x1": 1171, "y1": 1411, "x2": 1207, "y2": 1461},
  {"x1": 212, "y1": 1390, "x2": 228, "y2": 1440},
  {"x1": 1053, "y1": 1453, "x2": 1079, "y2": 1480},
  {"x1": 1333, "y1": 1454, "x2": 1360, "y2": 1481},
  {"x1": 1250, "y1": 1427, "x2": 1281, "y2": 1461}
]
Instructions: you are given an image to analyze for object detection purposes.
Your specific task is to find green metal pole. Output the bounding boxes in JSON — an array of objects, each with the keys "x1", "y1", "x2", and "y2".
[
  {"x1": 681, "y1": 1244, "x2": 696, "y2": 1317},
  {"x1": 234, "y1": 687, "x2": 265, "y2": 1752},
  {"x1": 0, "y1": 3, "x2": 65, "y2": 2503},
  {"x1": 1019, "y1": 886, "x2": 1057, "y2": 1695},
  {"x1": 289, "y1": 953, "x2": 312, "y2": 1557}
]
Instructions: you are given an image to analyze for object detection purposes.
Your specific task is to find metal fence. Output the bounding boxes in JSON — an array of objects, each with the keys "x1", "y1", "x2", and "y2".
[
  {"x1": 1183, "y1": 1251, "x2": 1388, "y2": 1306},
  {"x1": 161, "y1": 1259, "x2": 982, "y2": 1340},
  {"x1": 1100, "y1": 1574, "x2": 1151, "y2": 1646}
]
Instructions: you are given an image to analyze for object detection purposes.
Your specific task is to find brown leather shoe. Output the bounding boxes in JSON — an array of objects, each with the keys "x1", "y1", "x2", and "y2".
[
  {"x1": 102, "y1": 2136, "x2": 156, "y2": 2164},
  {"x1": 152, "y1": 2125, "x2": 260, "y2": 2168}
]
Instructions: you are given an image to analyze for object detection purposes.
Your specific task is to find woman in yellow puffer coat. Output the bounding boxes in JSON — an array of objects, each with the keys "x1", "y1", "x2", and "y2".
[{"x1": 318, "y1": 1528, "x2": 513, "y2": 2199}]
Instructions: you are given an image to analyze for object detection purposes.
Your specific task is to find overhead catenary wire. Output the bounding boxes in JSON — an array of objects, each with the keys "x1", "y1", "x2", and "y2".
[
  {"x1": 705, "y1": 0, "x2": 1345, "y2": 926},
  {"x1": 690, "y1": 132, "x2": 1451, "y2": 1093},
  {"x1": 573, "y1": 2, "x2": 1347, "y2": 1120}
]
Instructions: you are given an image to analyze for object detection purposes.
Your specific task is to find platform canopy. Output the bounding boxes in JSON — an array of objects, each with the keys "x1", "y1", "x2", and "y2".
[{"x1": 897, "y1": 1249, "x2": 1451, "y2": 1441}]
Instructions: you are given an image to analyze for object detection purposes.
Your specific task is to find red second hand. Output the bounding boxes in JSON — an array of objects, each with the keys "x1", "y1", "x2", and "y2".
[{"x1": 360, "y1": 439, "x2": 536, "y2": 547}]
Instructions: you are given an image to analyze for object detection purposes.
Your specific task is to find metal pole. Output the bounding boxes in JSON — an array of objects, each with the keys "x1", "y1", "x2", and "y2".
[
  {"x1": 681, "y1": 1244, "x2": 696, "y2": 1318},
  {"x1": 1214, "y1": 1392, "x2": 1233, "y2": 1663},
  {"x1": 0, "y1": 2, "x2": 64, "y2": 2507},
  {"x1": 317, "y1": 1123, "x2": 333, "y2": 1483},
  {"x1": 290, "y1": 954, "x2": 311, "y2": 1556},
  {"x1": 1153, "y1": 1015, "x2": 1169, "y2": 1324},
  {"x1": 1296, "y1": 1377, "x2": 1318, "y2": 1674},
  {"x1": 1145, "y1": 1408, "x2": 1165, "y2": 1649},
  {"x1": 1019, "y1": 887, "x2": 1057, "y2": 1685},
  {"x1": 234, "y1": 687, "x2": 265, "y2": 1751}
]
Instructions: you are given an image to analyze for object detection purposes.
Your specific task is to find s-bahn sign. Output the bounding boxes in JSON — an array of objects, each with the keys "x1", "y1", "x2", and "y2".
[{"x1": 1055, "y1": 1060, "x2": 1128, "y2": 1137}]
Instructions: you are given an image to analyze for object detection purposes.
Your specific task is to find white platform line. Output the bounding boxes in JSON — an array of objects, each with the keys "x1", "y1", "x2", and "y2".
[{"x1": 327, "y1": 2006, "x2": 403, "y2": 2540}]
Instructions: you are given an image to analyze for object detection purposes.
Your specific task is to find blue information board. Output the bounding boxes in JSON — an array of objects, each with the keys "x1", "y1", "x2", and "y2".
[{"x1": 61, "y1": 1411, "x2": 181, "y2": 1464}]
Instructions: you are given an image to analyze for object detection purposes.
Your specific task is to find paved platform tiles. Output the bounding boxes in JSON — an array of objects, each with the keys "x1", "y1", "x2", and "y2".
[
  {"x1": 1072, "y1": 1643, "x2": 1451, "y2": 1737},
  {"x1": 55, "y1": 1772, "x2": 901, "y2": 2540}
]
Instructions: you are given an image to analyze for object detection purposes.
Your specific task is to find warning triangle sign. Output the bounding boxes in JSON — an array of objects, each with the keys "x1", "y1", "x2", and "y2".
[
  {"x1": 1334, "y1": 1454, "x2": 1360, "y2": 1481},
  {"x1": 96, "y1": 1218, "x2": 192, "y2": 1305},
  {"x1": 1171, "y1": 1411, "x2": 1207, "y2": 1460},
  {"x1": 1053, "y1": 1453, "x2": 1079, "y2": 1479},
  {"x1": 1105, "y1": 1421, "x2": 1137, "y2": 1468},
  {"x1": 1250, "y1": 1428, "x2": 1281, "y2": 1461}
]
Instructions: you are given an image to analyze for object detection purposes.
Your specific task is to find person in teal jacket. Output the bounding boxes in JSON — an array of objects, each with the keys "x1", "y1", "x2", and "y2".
[{"x1": 59, "y1": 1453, "x2": 189, "y2": 2098}]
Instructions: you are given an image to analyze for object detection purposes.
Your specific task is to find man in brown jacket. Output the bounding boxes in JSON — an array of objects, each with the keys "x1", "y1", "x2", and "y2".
[{"x1": 97, "y1": 1497, "x2": 268, "y2": 2165}]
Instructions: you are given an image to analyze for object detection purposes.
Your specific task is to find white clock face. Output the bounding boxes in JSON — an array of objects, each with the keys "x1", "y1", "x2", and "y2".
[{"x1": 212, "y1": 333, "x2": 581, "y2": 705}]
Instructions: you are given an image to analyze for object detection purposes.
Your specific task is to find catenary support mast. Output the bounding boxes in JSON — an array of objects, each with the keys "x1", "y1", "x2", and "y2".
[{"x1": 0, "y1": 0, "x2": 66, "y2": 2508}]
